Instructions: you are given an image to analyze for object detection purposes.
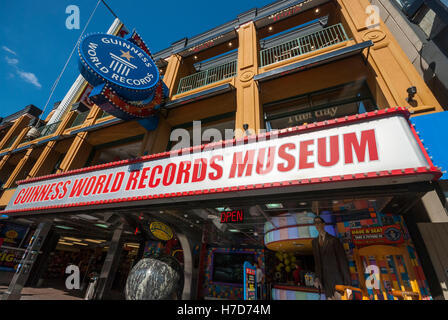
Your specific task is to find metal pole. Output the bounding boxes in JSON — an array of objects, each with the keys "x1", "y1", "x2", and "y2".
[
  {"x1": 1, "y1": 221, "x2": 52, "y2": 300},
  {"x1": 94, "y1": 224, "x2": 124, "y2": 300}
]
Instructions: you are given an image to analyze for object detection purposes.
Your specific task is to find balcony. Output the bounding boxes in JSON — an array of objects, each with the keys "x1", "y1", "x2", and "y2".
[
  {"x1": 176, "y1": 60, "x2": 237, "y2": 95},
  {"x1": 259, "y1": 23, "x2": 350, "y2": 68},
  {"x1": 37, "y1": 121, "x2": 61, "y2": 138},
  {"x1": 69, "y1": 111, "x2": 89, "y2": 128}
]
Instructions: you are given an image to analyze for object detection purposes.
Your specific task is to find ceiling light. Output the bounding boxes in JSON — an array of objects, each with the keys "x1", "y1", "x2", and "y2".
[
  {"x1": 228, "y1": 42, "x2": 232, "y2": 47},
  {"x1": 268, "y1": 26, "x2": 273, "y2": 31},
  {"x1": 315, "y1": 8, "x2": 320, "y2": 14},
  {"x1": 84, "y1": 239, "x2": 105, "y2": 244},
  {"x1": 94, "y1": 223, "x2": 109, "y2": 229},
  {"x1": 194, "y1": 55, "x2": 198, "y2": 60},
  {"x1": 207, "y1": 214, "x2": 218, "y2": 219},
  {"x1": 125, "y1": 243, "x2": 140, "y2": 248},
  {"x1": 299, "y1": 202, "x2": 307, "y2": 206},
  {"x1": 184, "y1": 214, "x2": 188, "y2": 218},
  {"x1": 55, "y1": 225, "x2": 74, "y2": 230},
  {"x1": 73, "y1": 242, "x2": 88, "y2": 246},
  {"x1": 196, "y1": 220, "x2": 200, "y2": 224},
  {"x1": 229, "y1": 229, "x2": 240, "y2": 233},
  {"x1": 63, "y1": 237, "x2": 82, "y2": 242},
  {"x1": 266, "y1": 203, "x2": 283, "y2": 209},
  {"x1": 254, "y1": 232, "x2": 258, "y2": 236},
  {"x1": 58, "y1": 241, "x2": 73, "y2": 246},
  {"x1": 333, "y1": 200, "x2": 339, "y2": 204}
]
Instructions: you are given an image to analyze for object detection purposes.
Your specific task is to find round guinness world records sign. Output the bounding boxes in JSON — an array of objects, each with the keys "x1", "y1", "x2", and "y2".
[{"x1": 78, "y1": 33, "x2": 160, "y2": 102}]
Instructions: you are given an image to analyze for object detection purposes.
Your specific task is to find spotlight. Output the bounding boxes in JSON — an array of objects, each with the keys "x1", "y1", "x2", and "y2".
[
  {"x1": 314, "y1": 8, "x2": 321, "y2": 14},
  {"x1": 268, "y1": 26, "x2": 273, "y2": 31},
  {"x1": 406, "y1": 86, "x2": 417, "y2": 103},
  {"x1": 228, "y1": 42, "x2": 233, "y2": 47}
]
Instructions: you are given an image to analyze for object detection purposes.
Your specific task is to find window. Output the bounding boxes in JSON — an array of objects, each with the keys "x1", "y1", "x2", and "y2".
[{"x1": 264, "y1": 81, "x2": 377, "y2": 131}]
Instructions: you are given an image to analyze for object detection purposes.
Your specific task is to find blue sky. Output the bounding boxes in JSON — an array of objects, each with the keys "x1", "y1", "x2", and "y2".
[{"x1": 0, "y1": 0, "x2": 274, "y2": 119}]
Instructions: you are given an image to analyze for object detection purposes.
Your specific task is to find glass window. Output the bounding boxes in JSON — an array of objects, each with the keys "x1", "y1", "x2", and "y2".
[{"x1": 264, "y1": 81, "x2": 376, "y2": 131}]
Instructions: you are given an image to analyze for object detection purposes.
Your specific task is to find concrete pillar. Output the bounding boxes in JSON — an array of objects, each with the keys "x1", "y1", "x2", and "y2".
[
  {"x1": 1, "y1": 221, "x2": 52, "y2": 300},
  {"x1": 421, "y1": 190, "x2": 448, "y2": 222},
  {"x1": 336, "y1": 0, "x2": 443, "y2": 114},
  {"x1": 235, "y1": 21, "x2": 262, "y2": 137},
  {"x1": 417, "y1": 222, "x2": 448, "y2": 300},
  {"x1": 94, "y1": 224, "x2": 124, "y2": 300}
]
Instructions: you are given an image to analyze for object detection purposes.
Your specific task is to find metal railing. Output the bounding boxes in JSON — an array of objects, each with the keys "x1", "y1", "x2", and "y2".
[
  {"x1": 98, "y1": 110, "x2": 111, "y2": 119},
  {"x1": 177, "y1": 60, "x2": 237, "y2": 94},
  {"x1": 259, "y1": 23, "x2": 350, "y2": 67},
  {"x1": 37, "y1": 121, "x2": 61, "y2": 137},
  {"x1": 70, "y1": 111, "x2": 89, "y2": 128}
]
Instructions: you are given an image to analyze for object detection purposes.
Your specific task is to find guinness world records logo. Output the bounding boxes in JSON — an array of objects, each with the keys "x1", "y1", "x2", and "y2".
[{"x1": 78, "y1": 33, "x2": 159, "y2": 101}]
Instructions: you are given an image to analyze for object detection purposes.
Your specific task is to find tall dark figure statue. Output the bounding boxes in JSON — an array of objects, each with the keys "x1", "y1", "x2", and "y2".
[{"x1": 312, "y1": 216, "x2": 351, "y2": 300}]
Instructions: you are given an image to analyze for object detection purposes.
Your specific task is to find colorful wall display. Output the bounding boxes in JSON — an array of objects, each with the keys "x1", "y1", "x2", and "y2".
[
  {"x1": 0, "y1": 222, "x2": 28, "y2": 247},
  {"x1": 334, "y1": 209, "x2": 432, "y2": 300},
  {"x1": 0, "y1": 248, "x2": 23, "y2": 272}
]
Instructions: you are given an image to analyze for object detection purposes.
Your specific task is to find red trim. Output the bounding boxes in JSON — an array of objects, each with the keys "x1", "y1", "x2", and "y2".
[{"x1": 16, "y1": 107, "x2": 412, "y2": 186}]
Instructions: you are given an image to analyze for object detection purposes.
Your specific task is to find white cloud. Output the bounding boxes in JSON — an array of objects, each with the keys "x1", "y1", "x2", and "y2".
[
  {"x1": 3, "y1": 45, "x2": 41, "y2": 89},
  {"x1": 2, "y1": 46, "x2": 17, "y2": 55},
  {"x1": 5, "y1": 56, "x2": 19, "y2": 65},
  {"x1": 16, "y1": 70, "x2": 41, "y2": 88}
]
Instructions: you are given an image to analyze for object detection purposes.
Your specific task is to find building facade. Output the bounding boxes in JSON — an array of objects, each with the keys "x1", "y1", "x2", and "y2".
[{"x1": 0, "y1": 0, "x2": 447, "y2": 300}]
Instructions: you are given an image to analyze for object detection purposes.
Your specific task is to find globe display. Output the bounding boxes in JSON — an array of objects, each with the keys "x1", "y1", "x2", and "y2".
[{"x1": 125, "y1": 253, "x2": 184, "y2": 300}]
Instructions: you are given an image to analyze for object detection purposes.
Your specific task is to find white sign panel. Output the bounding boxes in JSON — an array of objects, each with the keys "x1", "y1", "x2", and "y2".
[{"x1": 4, "y1": 112, "x2": 439, "y2": 213}]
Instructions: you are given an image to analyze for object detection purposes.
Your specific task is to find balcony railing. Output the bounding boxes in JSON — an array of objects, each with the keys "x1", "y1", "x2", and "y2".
[
  {"x1": 70, "y1": 111, "x2": 89, "y2": 128},
  {"x1": 177, "y1": 60, "x2": 237, "y2": 94},
  {"x1": 259, "y1": 23, "x2": 350, "y2": 68},
  {"x1": 37, "y1": 121, "x2": 61, "y2": 137},
  {"x1": 98, "y1": 110, "x2": 111, "y2": 119}
]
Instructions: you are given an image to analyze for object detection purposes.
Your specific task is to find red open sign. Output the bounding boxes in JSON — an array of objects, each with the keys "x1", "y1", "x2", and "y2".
[{"x1": 220, "y1": 210, "x2": 244, "y2": 223}]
